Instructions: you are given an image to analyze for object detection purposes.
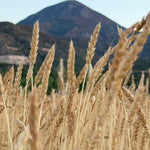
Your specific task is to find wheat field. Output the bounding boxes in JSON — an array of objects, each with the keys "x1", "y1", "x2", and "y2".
[{"x1": 0, "y1": 12, "x2": 150, "y2": 150}]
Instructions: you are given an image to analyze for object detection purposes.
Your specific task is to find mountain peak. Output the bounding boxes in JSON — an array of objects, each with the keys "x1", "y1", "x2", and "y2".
[{"x1": 61, "y1": 0, "x2": 83, "y2": 5}]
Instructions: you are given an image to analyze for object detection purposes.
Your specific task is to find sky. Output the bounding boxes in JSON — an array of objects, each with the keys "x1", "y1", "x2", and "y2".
[{"x1": 0, "y1": 0, "x2": 150, "y2": 28}]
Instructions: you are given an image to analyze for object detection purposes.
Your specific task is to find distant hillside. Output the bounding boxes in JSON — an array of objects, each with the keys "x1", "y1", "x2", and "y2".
[
  {"x1": 0, "y1": 22, "x2": 67, "y2": 67},
  {"x1": 0, "y1": 22, "x2": 104, "y2": 69}
]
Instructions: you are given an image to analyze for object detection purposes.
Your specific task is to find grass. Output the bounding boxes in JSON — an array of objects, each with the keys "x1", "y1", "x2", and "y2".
[{"x1": 0, "y1": 13, "x2": 150, "y2": 150}]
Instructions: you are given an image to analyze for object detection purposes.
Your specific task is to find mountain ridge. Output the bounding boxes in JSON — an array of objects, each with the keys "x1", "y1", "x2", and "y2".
[{"x1": 0, "y1": 1, "x2": 149, "y2": 70}]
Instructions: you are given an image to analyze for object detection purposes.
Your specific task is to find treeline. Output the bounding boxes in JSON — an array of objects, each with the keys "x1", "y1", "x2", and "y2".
[
  {"x1": 0, "y1": 63, "x2": 58, "y2": 94},
  {"x1": 0, "y1": 61, "x2": 149, "y2": 93}
]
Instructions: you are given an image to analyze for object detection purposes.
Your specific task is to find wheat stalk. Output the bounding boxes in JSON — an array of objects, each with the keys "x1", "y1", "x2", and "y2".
[
  {"x1": 26, "y1": 21, "x2": 39, "y2": 86},
  {"x1": 114, "y1": 13, "x2": 150, "y2": 88},
  {"x1": 13, "y1": 59, "x2": 24, "y2": 106},
  {"x1": 28, "y1": 88, "x2": 43, "y2": 150},
  {"x1": 86, "y1": 23, "x2": 101, "y2": 65}
]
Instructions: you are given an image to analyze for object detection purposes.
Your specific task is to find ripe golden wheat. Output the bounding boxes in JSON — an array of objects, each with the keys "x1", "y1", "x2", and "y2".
[{"x1": 0, "y1": 12, "x2": 150, "y2": 150}]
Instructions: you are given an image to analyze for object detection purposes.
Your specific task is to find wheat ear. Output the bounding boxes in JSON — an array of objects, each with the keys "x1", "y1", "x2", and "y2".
[
  {"x1": 140, "y1": 130, "x2": 149, "y2": 150},
  {"x1": 58, "y1": 58, "x2": 64, "y2": 91},
  {"x1": 133, "y1": 16, "x2": 146, "y2": 35},
  {"x1": 107, "y1": 23, "x2": 137, "y2": 90},
  {"x1": 121, "y1": 86, "x2": 134, "y2": 102},
  {"x1": 2, "y1": 66, "x2": 14, "y2": 89},
  {"x1": 133, "y1": 119, "x2": 141, "y2": 142},
  {"x1": 67, "y1": 40, "x2": 76, "y2": 89},
  {"x1": 59, "y1": 58, "x2": 64, "y2": 77},
  {"x1": 89, "y1": 46, "x2": 112, "y2": 85},
  {"x1": 13, "y1": 59, "x2": 24, "y2": 106},
  {"x1": 114, "y1": 13, "x2": 150, "y2": 88},
  {"x1": 5, "y1": 67, "x2": 14, "y2": 105},
  {"x1": 38, "y1": 44, "x2": 55, "y2": 130},
  {"x1": 128, "y1": 72, "x2": 145, "y2": 123},
  {"x1": 35, "y1": 44, "x2": 55, "y2": 86},
  {"x1": 129, "y1": 74, "x2": 136, "y2": 94},
  {"x1": 137, "y1": 107, "x2": 149, "y2": 132},
  {"x1": 123, "y1": 69, "x2": 132, "y2": 86},
  {"x1": 26, "y1": 20, "x2": 39, "y2": 87},
  {"x1": 40, "y1": 99, "x2": 64, "y2": 130},
  {"x1": 66, "y1": 42, "x2": 77, "y2": 136},
  {"x1": 58, "y1": 72, "x2": 65, "y2": 94},
  {"x1": 145, "y1": 78, "x2": 149, "y2": 97},
  {"x1": 117, "y1": 26, "x2": 123, "y2": 37},
  {"x1": 86, "y1": 23, "x2": 101, "y2": 65},
  {"x1": 74, "y1": 64, "x2": 88, "y2": 91},
  {"x1": 40, "y1": 44, "x2": 55, "y2": 97}
]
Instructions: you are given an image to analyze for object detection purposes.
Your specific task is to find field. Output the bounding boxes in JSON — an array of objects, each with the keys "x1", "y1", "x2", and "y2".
[{"x1": 0, "y1": 12, "x2": 150, "y2": 150}]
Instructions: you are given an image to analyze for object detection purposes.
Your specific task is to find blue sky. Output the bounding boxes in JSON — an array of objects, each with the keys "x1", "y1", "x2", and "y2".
[{"x1": 0, "y1": 0, "x2": 150, "y2": 28}]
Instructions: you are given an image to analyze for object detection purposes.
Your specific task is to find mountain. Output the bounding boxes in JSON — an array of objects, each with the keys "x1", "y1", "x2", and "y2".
[
  {"x1": 0, "y1": 22, "x2": 102, "y2": 69},
  {"x1": 0, "y1": 22, "x2": 66, "y2": 66},
  {"x1": 0, "y1": 1, "x2": 149, "y2": 71},
  {"x1": 18, "y1": 0, "x2": 150, "y2": 60},
  {"x1": 18, "y1": 1, "x2": 121, "y2": 40}
]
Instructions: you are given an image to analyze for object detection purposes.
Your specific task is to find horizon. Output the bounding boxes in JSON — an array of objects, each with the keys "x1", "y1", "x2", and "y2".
[{"x1": 0, "y1": 0, "x2": 150, "y2": 28}]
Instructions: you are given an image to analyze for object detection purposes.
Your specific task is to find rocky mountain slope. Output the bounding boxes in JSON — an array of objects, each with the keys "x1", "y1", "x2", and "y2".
[{"x1": 0, "y1": 22, "x2": 101, "y2": 68}]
